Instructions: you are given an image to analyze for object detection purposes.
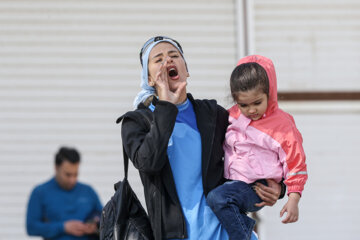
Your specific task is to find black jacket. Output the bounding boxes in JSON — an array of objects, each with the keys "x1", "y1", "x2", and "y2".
[{"x1": 119, "y1": 94, "x2": 229, "y2": 240}]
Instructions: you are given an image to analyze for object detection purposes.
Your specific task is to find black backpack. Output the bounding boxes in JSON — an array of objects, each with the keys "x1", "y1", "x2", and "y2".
[{"x1": 99, "y1": 111, "x2": 154, "y2": 240}]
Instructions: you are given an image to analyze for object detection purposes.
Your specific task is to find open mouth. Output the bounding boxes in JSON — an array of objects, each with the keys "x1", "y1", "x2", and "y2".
[{"x1": 167, "y1": 66, "x2": 179, "y2": 79}]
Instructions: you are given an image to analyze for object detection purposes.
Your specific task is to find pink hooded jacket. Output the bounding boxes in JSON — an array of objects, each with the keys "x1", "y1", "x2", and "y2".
[{"x1": 224, "y1": 55, "x2": 308, "y2": 195}]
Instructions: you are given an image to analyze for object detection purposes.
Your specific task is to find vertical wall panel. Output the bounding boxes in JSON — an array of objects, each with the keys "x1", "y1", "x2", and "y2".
[
  {"x1": 252, "y1": 0, "x2": 360, "y2": 92},
  {"x1": 2, "y1": 1, "x2": 359, "y2": 239},
  {"x1": 0, "y1": 0, "x2": 236, "y2": 239},
  {"x1": 259, "y1": 102, "x2": 360, "y2": 240},
  {"x1": 252, "y1": 1, "x2": 360, "y2": 239}
]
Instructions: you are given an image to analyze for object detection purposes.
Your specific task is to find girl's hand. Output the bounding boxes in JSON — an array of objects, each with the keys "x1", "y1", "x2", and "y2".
[
  {"x1": 280, "y1": 193, "x2": 300, "y2": 223},
  {"x1": 254, "y1": 179, "x2": 281, "y2": 207},
  {"x1": 151, "y1": 57, "x2": 186, "y2": 105}
]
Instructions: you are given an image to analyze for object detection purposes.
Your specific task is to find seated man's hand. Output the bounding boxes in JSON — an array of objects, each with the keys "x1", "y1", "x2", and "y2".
[
  {"x1": 84, "y1": 222, "x2": 98, "y2": 234},
  {"x1": 64, "y1": 220, "x2": 88, "y2": 236}
]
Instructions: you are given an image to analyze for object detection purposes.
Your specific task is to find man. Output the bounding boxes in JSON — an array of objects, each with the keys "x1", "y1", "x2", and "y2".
[{"x1": 26, "y1": 146, "x2": 103, "y2": 240}]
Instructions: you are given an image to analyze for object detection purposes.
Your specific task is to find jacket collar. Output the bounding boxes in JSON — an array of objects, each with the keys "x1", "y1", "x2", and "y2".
[
  {"x1": 140, "y1": 93, "x2": 218, "y2": 186},
  {"x1": 187, "y1": 93, "x2": 217, "y2": 185}
]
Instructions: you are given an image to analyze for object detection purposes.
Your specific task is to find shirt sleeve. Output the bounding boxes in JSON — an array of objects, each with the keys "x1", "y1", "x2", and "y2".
[
  {"x1": 281, "y1": 126, "x2": 308, "y2": 195},
  {"x1": 90, "y1": 187, "x2": 103, "y2": 213},
  {"x1": 121, "y1": 100, "x2": 178, "y2": 173},
  {"x1": 26, "y1": 187, "x2": 65, "y2": 238},
  {"x1": 95, "y1": 192, "x2": 103, "y2": 213}
]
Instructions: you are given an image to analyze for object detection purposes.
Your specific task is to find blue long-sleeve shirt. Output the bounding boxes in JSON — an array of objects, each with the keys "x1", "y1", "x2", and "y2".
[
  {"x1": 150, "y1": 100, "x2": 229, "y2": 239},
  {"x1": 26, "y1": 177, "x2": 103, "y2": 240}
]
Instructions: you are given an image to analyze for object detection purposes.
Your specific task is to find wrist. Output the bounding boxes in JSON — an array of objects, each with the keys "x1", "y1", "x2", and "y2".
[
  {"x1": 288, "y1": 192, "x2": 301, "y2": 203},
  {"x1": 64, "y1": 221, "x2": 69, "y2": 233},
  {"x1": 279, "y1": 181, "x2": 286, "y2": 199},
  {"x1": 157, "y1": 93, "x2": 170, "y2": 102}
]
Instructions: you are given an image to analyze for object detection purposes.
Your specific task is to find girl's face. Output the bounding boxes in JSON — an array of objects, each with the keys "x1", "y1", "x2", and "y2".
[
  {"x1": 147, "y1": 42, "x2": 189, "y2": 93},
  {"x1": 235, "y1": 87, "x2": 268, "y2": 121}
]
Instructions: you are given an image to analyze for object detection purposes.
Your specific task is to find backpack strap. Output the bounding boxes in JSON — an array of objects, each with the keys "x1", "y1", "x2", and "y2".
[
  {"x1": 123, "y1": 145, "x2": 129, "y2": 179},
  {"x1": 115, "y1": 108, "x2": 152, "y2": 191}
]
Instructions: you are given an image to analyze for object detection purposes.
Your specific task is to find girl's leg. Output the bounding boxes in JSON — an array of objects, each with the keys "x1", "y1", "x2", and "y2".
[{"x1": 206, "y1": 181, "x2": 263, "y2": 240}]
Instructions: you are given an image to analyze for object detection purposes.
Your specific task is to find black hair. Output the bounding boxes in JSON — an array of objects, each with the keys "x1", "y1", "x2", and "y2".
[
  {"x1": 55, "y1": 146, "x2": 80, "y2": 166},
  {"x1": 230, "y1": 62, "x2": 269, "y2": 101}
]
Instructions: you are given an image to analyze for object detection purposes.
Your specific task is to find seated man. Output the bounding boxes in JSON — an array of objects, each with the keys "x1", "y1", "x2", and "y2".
[{"x1": 26, "y1": 146, "x2": 103, "y2": 240}]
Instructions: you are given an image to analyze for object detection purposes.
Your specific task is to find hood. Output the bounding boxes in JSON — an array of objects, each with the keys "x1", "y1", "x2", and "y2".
[{"x1": 237, "y1": 55, "x2": 278, "y2": 117}]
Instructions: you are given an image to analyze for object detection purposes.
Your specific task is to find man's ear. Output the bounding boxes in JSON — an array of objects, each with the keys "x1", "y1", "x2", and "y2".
[{"x1": 186, "y1": 71, "x2": 190, "y2": 78}]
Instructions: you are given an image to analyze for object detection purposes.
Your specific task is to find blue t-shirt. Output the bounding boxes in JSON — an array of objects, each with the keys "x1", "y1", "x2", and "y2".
[
  {"x1": 26, "y1": 177, "x2": 103, "y2": 240},
  {"x1": 150, "y1": 100, "x2": 228, "y2": 240}
]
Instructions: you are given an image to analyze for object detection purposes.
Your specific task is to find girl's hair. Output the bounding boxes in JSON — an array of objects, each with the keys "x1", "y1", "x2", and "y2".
[{"x1": 230, "y1": 62, "x2": 269, "y2": 100}]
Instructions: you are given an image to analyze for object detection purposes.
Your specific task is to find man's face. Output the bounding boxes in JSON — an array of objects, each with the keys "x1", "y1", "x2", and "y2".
[{"x1": 55, "y1": 160, "x2": 79, "y2": 190}]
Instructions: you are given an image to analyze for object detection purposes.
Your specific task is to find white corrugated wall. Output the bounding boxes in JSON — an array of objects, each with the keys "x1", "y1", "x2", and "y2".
[
  {"x1": 250, "y1": 0, "x2": 360, "y2": 239},
  {"x1": 1, "y1": 0, "x2": 360, "y2": 239},
  {"x1": 259, "y1": 102, "x2": 360, "y2": 240},
  {"x1": 251, "y1": 0, "x2": 360, "y2": 91},
  {"x1": 0, "y1": 1, "x2": 236, "y2": 239}
]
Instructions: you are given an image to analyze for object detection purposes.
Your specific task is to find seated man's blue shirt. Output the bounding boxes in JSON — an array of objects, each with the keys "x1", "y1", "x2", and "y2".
[
  {"x1": 26, "y1": 177, "x2": 103, "y2": 240},
  {"x1": 150, "y1": 100, "x2": 229, "y2": 240}
]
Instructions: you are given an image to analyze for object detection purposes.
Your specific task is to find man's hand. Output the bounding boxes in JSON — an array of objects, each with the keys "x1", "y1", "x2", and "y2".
[
  {"x1": 254, "y1": 179, "x2": 281, "y2": 207},
  {"x1": 280, "y1": 192, "x2": 300, "y2": 224},
  {"x1": 64, "y1": 220, "x2": 88, "y2": 236},
  {"x1": 84, "y1": 222, "x2": 99, "y2": 234}
]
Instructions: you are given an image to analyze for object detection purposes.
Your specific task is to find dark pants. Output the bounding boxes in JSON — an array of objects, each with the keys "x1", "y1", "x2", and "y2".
[{"x1": 206, "y1": 180, "x2": 266, "y2": 240}]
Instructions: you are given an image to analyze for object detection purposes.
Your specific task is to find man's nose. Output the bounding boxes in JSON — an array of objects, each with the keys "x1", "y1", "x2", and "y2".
[{"x1": 70, "y1": 176, "x2": 77, "y2": 185}]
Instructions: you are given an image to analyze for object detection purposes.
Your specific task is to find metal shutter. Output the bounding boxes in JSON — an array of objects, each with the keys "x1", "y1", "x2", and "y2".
[
  {"x1": 251, "y1": 1, "x2": 360, "y2": 239},
  {"x1": 0, "y1": 0, "x2": 236, "y2": 238},
  {"x1": 252, "y1": 0, "x2": 360, "y2": 92}
]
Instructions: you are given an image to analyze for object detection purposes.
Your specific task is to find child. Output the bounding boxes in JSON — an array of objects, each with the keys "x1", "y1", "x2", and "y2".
[{"x1": 206, "y1": 55, "x2": 308, "y2": 240}]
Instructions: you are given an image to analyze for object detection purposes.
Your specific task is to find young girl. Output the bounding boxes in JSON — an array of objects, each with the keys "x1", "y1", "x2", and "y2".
[{"x1": 206, "y1": 55, "x2": 308, "y2": 240}]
